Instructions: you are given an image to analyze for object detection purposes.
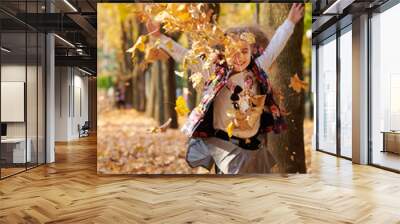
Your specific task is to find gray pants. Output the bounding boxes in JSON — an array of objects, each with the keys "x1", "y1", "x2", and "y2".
[{"x1": 186, "y1": 136, "x2": 277, "y2": 174}]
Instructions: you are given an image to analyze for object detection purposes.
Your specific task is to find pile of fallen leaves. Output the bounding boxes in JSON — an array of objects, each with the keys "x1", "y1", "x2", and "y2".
[{"x1": 97, "y1": 109, "x2": 210, "y2": 174}]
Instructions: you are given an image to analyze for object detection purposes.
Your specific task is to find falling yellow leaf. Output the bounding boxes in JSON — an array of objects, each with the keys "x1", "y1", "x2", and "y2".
[
  {"x1": 148, "y1": 127, "x2": 158, "y2": 133},
  {"x1": 166, "y1": 40, "x2": 174, "y2": 51},
  {"x1": 225, "y1": 109, "x2": 236, "y2": 118},
  {"x1": 136, "y1": 43, "x2": 146, "y2": 52},
  {"x1": 159, "y1": 118, "x2": 172, "y2": 132},
  {"x1": 289, "y1": 73, "x2": 309, "y2": 93},
  {"x1": 154, "y1": 39, "x2": 161, "y2": 47},
  {"x1": 147, "y1": 118, "x2": 172, "y2": 134},
  {"x1": 174, "y1": 70, "x2": 185, "y2": 77},
  {"x1": 175, "y1": 96, "x2": 190, "y2": 116},
  {"x1": 226, "y1": 121, "x2": 234, "y2": 138},
  {"x1": 127, "y1": 35, "x2": 148, "y2": 56},
  {"x1": 154, "y1": 11, "x2": 170, "y2": 22},
  {"x1": 179, "y1": 13, "x2": 190, "y2": 21},
  {"x1": 177, "y1": 4, "x2": 186, "y2": 11},
  {"x1": 145, "y1": 47, "x2": 170, "y2": 62},
  {"x1": 189, "y1": 72, "x2": 203, "y2": 89},
  {"x1": 202, "y1": 60, "x2": 213, "y2": 70},
  {"x1": 209, "y1": 73, "x2": 216, "y2": 81},
  {"x1": 126, "y1": 47, "x2": 135, "y2": 53},
  {"x1": 240, "y1": 32, "x2": 256, "y2": 44}
]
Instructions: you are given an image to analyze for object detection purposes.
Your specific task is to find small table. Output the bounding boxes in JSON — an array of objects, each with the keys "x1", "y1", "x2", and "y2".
[
  {"x1": 381, "y1": 131, "x2": 400, "y2": 154},
  {"x1": 1, "y1": 138, "x2": 32, "y2": 164}
]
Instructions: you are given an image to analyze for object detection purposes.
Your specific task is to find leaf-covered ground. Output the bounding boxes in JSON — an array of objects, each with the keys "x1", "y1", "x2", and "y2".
[
  {"x1": 97, "y1": 109, "x2": 210, "y2": 174},
  {"x1": 97, "y1": 109, "x2": 313, "y2": 174}
]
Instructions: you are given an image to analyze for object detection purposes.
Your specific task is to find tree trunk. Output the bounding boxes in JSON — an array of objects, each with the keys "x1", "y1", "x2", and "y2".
[
  {"x1": 146, "y1": 65, "x2": 156, "y2": 118},
  {"x1": 133, "y1": 22, "x2": 147, "y2": 112},
  {"x1": 155, "y1": 61, "x2": 165, "y2": 124},
  {"x1": 262, "y1": 3, "x2": 306, "y2": 173},
  {"x1": 187, "y1": 75, "x2": 197, "y2": 110},
  {"x1": 165, "y1": 57, "x2": 178, "y2": 128},
  {"x1": 121, "y1": 20, "x2": 134, "y2": 106},
  {"x1": 137, "y1": 69, "x2": 146, "y2": 112}
]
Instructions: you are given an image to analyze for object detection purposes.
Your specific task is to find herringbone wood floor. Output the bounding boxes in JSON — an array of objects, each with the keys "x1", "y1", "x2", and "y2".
[{"x1": 1, "y1": 135, "x2": 400, "y2": 224}]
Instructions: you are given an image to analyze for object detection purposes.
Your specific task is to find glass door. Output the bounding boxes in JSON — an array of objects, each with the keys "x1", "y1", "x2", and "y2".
[
  {"x1": 370, "y1": 3, "x2": 400, "y2": 171},
  {"x1": 317, "y1": 35, "x2": 337, "y2": 154},
  {"x1": 339, "y1": 26, "x2": 352, "y2": 159}
]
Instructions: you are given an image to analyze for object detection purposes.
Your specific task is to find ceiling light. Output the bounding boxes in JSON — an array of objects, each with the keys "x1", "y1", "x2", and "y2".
[
  {"x1": 63, "y1": 0, "x2": 78, "y2": 12},
  {"x1": 322, "y1": 0, "x2": 355, "y2": 15},
  {"x1": 1, "y1": 47, "x2": 11, "y2": 53},
  {"x1": 323, "y1": 0, "x2": 341, "y2": 15},
  {"x1": 54, "y1": 34, "x2": 75, "y2": 48},
  {"x1": 78, "y1": 67, "x2": 93, "y2": 76}
]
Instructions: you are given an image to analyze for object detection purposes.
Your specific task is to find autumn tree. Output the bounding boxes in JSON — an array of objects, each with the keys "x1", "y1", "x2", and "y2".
[{"x1": 262, "y1": 3, "x2": 306, "y2": 173}]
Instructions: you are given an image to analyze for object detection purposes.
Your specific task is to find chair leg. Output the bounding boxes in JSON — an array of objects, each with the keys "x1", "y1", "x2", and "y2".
[{"x1": 215, "y1": 165, "x2": 220, "y2": 174}]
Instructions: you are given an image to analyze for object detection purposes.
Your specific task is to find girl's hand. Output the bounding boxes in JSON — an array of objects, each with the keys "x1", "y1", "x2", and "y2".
[
  {"x1": 288, "y1": 3, "x2": 305, "y2": 24},
  {"x1": 145, "y1": 19, "x2": 161, "y2": 37}
]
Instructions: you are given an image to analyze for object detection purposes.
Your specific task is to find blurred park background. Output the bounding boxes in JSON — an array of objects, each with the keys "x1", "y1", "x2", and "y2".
[{"x1": 97, "y1": 3, "x2": 312, "y2": 174}]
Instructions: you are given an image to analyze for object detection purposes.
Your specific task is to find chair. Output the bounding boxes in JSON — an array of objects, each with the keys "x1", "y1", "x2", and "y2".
[{"x1": 79, "y1": 121, "x2": 90, "y2": 138}]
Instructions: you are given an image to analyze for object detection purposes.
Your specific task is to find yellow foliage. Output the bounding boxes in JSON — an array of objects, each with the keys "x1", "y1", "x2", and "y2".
[
  {"x1": 145, "y1": 47, "x2": 169, "y2": 62},
  {"x1": 226, "y1": 121, "x2": 234, "y2": 138},
  {"x1": 174, "y1": 70, "x2": 185, "y2": 77},
  {"x1": 240, "y1": 32, "x2": 256, "y2": 44},
  {"x1": 137, "y1": 3, "x2": 259, "y2": 91},
  {"x1": 126, "y1": 3, "x2": 285, "y2": 92},
  {"x1": 148, "y1": 118, "x2": 172, "y2": 133},
  {"x1": 127, "y1": 35, "x2": 148, "y2": 56},
  {"x1": 289, "y1": 73, "x2": 309, "y2": 93},
  {"x1": 175, "y1": 96, "x2": 190, "y2": 116},
  {"x1": 166, "y1": 40, "x2": 174, "y2": 51},
  {"x1": 189, "y1": 72, "x2": 204, "y2": 90}
]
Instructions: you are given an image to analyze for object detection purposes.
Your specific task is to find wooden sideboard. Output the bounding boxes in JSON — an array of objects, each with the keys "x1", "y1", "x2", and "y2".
[{"x1": 382, "y1": 131, "x2": 400, "y2": 154}]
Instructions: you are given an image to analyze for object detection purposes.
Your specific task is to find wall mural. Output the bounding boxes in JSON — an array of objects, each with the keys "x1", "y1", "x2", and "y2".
[{"x1": 97, "y1": 3, "x2": 312, "y2": 174}]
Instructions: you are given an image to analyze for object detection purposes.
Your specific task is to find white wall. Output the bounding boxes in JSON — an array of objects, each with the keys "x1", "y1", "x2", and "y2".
[
  {"x1": 1, "y1": 65, "x2": 30, "y2": 138},
  {"x1": 1, "y1": 65, "x2": 26, "y2": 147},
  {"x1": 55, "y1": 66, "x2": 89, "y2": 141},
  {"x1": 1, "y1": 63, "x2": 46, "y2": 164},
  {"x1": 55, "y1": 66, "x2": 69, "y2": 141}
]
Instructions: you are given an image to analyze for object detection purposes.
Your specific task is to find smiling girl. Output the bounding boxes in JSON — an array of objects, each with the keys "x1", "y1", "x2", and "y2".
[{"x1": 146, "y1": 3, "x2": 305, "y2": 174}]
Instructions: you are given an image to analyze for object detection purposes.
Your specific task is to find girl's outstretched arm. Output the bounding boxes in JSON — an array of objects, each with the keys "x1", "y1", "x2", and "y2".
[
  {"x1": 255, "y1": 3, "x2": 304, "y2": 72},
  {"x1": 146, "y1": 19, "x2": 188, "y2": 63},
  {"x1": 157, "y1": 34, "x2": 188, "y2": 63},
  {"x1": 146, "y1": 20, "x2": 209, "y2": 78}
]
